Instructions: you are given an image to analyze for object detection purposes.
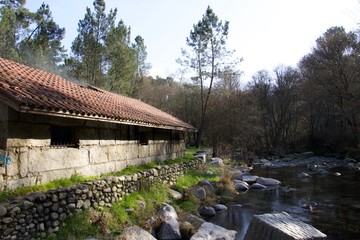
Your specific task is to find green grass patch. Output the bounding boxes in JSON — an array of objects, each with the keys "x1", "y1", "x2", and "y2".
[
  {"x1": 111, "y1": 162, "x2": 158, "y2": 176},
  {"x1": 175, "y1": 169, "x2": 219, "y2": 189},
  {"x1": 47, "y1": 210, "x2": 101, "y2": 240},
  {"x1": 110, "y1": 184, "x2": 169, "y2": 226}
]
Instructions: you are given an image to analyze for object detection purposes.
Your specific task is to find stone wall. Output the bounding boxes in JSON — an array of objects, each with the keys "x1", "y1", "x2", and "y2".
[
  {"x1": 0, "y1": 159, "x2": 202, "y2": 240},
  {"x1": 0, "y1": 103, "x2": 186, "y2": 190}
]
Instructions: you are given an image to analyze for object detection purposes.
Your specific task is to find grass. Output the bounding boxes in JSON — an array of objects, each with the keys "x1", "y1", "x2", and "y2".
[
  {"x1": 110, "y1": 184, "x2": 169, "y2": 226},
  {"x1": 47, "y1": 210, "x2": 101, "y2": 240},
  {"x1": 175, "y1": 168, "x2": 219, "y2": 189}
]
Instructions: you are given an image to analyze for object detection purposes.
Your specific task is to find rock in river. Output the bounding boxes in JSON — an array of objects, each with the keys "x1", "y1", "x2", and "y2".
[
  {"x1": 250, "y1": 183, "x2": 267, "y2": 190},
  {"x1": 190, "y1": 222, "x2": 237, "y2": 240},
  {"x1": 256, "y1": 177, "x2": 281, "y2": 186}
]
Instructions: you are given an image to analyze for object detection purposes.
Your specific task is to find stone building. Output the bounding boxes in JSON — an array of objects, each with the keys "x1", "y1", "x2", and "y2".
[{"x1": 0, "y1": 57, "x2": 195, "y2": 190}]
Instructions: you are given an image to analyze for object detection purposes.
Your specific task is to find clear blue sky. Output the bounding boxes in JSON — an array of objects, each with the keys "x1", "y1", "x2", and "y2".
[{"x1": 26, "y1": 0, "x2": 360, "y2": 83}]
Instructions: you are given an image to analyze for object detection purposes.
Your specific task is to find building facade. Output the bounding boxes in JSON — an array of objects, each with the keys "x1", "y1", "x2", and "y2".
[{"x1": 0, "y1": 57, "x2": 195, "y2": 190}]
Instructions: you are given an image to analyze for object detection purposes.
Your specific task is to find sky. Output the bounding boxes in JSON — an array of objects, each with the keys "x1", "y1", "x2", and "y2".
[{"x1": 25, "y1": 0, "x2": 360, "y2": 83}]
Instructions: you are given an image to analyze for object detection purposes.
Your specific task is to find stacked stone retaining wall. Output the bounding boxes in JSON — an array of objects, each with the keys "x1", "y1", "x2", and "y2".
[{"x1": 0, "y1": 159, "x2": 202, "y2": 240}]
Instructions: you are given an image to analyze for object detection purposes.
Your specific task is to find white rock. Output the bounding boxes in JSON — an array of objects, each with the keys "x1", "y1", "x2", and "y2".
[
  {"x1": 210, "y1": 157, "x2": 224, "y2": 166},
  {"x1": 190, "y1": 222, "x2": 237, "y2": 240},
  {"x1": 119, "y1": 226, "x2": 156, "y2": 240},
  {"x1": 157, "y1": 203, "x2": 178, "y2": 220},
  {"x1": 168, "y1": 189, "x2": 182, "y2": 199}
]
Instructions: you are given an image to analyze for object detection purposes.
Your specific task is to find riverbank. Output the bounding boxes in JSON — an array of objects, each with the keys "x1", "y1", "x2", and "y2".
[{"x1": 10, "y1": 150, "x2": 357, "y2": 239}]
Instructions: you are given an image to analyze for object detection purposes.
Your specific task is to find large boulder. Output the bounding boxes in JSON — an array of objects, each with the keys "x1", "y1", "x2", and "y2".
[
  {"x1": 157, "y1": 203, "x2": 178, "y2": 220},
  {"x1": 190, "y1": 222, "x2": 237, "y2": 240},
  {"x1": 157, "y1": 217, "x2": 182, "y2": 240},
  {"x1": 243, "y1": 212, "x2": 326, "y2": 240},
  {"x1": 118, "y1": 226, "x2": 156, "y2": 240},
  {"x1": 256, "y1": 177, "x2": 281, "y2": 186}
]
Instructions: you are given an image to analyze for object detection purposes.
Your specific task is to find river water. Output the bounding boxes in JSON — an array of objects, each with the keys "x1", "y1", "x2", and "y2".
[{"x1": 211, "y1": 166, "x2": 360, "y2": 240}]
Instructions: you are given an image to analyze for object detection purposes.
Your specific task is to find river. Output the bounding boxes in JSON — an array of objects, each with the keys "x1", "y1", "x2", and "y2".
[{"x1": 211, "y1": 166, "x2": 360, "y2": 240}]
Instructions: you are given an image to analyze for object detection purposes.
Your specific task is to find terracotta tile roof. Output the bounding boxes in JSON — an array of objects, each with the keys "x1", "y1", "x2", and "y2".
[{"x1": 0, "y1": 57, "x2": 195, "y2": 131}]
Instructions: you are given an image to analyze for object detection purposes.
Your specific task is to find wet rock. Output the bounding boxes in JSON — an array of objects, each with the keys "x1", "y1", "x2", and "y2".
[
  {"x1": 119, "y1": 226, "x2": 156, "y2": 240},
  {"x1": 212, "y1": 204, "x2": 227, "y2": 212},
  {"x1": 345, "y1": 158, "x2": 357, "y2": 164},
  {"x1": 193, "y1": 187, "x2": 206, "y2": 200},
  {"x1": 234, "y1": 181, "x2": 249, "y2": 192},
  {"x1": 256, "y1": 177, "x2": 281, "y2": 186},
  {"x1": 298, "y1": 198, "x2": 318, "y2": 211},
  {"x1": 253, "y1": 158, "x2": 272, "y2": 167},
  {"x1": 298, "y1": 172, "x2": 311, "y2": 178},
  {"x1": 199, "y1": 206, "x2": 216, "y2": 217},
  {"x1": 316, "y1": 169, "x2": 329, "y2": 176},
  {"x1": 190, "y1": 222, "x2": 237, "y2": 240},
  {"x1": 280, "y1": 186, "x2": 296, "y2": 193},
  {"x1": 250, "y1": 183, "x2": 267, "y2": 190},
  {"x1": 157, "y1": 217, "x2": 181, "y2": 240},
  {"x1": 241, "y1": 175, "x2": 259, "y2": 184},
  {"x1": 234, "y1": 172, "x2": 250, "y2": 180}
]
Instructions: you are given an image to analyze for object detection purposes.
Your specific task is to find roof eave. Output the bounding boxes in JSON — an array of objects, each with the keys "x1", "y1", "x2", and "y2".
[{"x1": 19, "y1": 107, "x2": 196, "y2": 131}]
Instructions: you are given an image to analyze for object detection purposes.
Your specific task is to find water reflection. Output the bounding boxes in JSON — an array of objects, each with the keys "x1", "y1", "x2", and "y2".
[{"x1": 211, "y1": 166, "x2": 360, "y2": 240}]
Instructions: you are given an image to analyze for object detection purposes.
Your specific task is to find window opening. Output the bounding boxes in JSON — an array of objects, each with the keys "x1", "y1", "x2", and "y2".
[
  {"x1": 50, "y1": 126, "x2": 77, "y2": 147},
  {"x1": 139, "y1": 131, "x2": 149, "y2": 145}
]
